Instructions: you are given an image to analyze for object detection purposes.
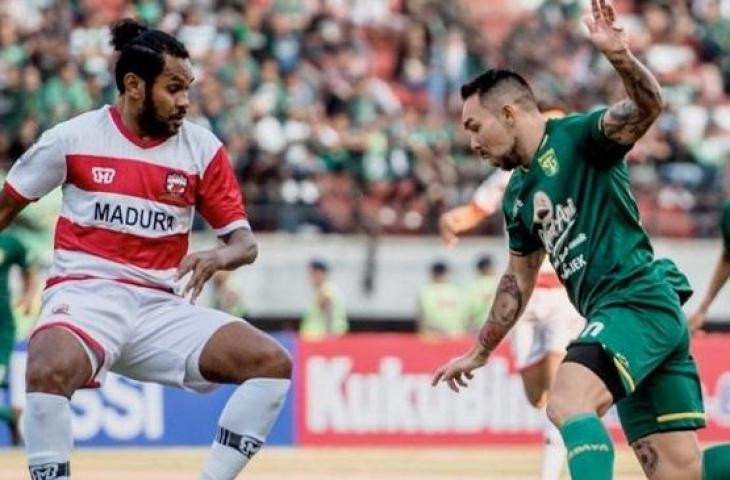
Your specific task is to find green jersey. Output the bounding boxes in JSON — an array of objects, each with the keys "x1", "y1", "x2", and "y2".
[
  {"x1": 502, "y1": 109, "x2": 691, "y2": 317},
  {"x1": 0, "y1": 233, "x2": 28, "y2": 309},
  {"x1": 721, "y1": 201, "x2": 730, "y2": 255}
]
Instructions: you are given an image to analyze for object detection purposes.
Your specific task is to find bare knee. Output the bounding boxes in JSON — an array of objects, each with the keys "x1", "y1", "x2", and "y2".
[
  {"x1": 200, "y1": 324, "x2": 293, "y2": 384},
  {"x1": 546, "y1": 362, "x2": 613, "y2": 428},
  {"x1": 26, "y1": 329, "x2": 92, "y2": 398},
  {"x1": 252, "y1": 341, "x2": 292, "y2": 380}
]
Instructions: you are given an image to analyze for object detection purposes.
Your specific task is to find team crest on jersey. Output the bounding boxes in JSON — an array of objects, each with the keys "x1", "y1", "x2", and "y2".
[
  {"x1": 92, "y1": 167, "x2": 116, "y2": 184},
  {"x1": 159, "y1": 172, "x2": 189, "y2": 205},
  {"x1": 165, "y1": 173, "x2": 188, "y2": 195},
  {"x1": 537, "y1": 148, "x2": 559, "y2": 177}
]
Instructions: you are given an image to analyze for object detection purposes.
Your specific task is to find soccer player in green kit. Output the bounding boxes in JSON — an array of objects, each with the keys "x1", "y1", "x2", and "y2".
[
  {"x1": 432, "y1": 0, "x2": 730, "y2": 478},
  {"x1": 0, "y1": 231, "x2": 36, "y2": 446}
]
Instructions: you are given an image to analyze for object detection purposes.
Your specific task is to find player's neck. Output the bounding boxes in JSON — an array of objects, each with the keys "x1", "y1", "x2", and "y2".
[
  {"x1": 114, "y1": 99, "x2": 157, "y2": 141},
  {"x1": 517, "y1": 116, "x2": 547, "y2": 169}
]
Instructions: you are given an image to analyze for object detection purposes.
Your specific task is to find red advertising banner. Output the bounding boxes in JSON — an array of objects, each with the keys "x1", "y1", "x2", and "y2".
[{"x1": 296, "y1": 334, "x2": 730, "y2": 445}]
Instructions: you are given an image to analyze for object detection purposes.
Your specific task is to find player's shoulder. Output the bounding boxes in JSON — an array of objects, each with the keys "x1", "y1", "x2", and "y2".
[
  {"x1": 549, "y1": 108, "x2": 607, "y2": 135},
  {"x1": 46, "y1": 106, "x2": 111, "y2": 145},
  {"x1": 176, "y1": 120, "x2": 224, "y2": 171},
  {"x1": 54, "y1": 106, "x2": 110, "y2": 133}
]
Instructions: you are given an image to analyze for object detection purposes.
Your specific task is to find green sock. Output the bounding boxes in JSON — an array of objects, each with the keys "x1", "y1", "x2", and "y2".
[
  {"x1": 0, "y1": 406, "x2": 10, "y2": 422},
  {"x1": 559, "y1": 413, "x2": 614, "y2": 480},
  {"x1": 703, "y1": 444, "x2": 730, "y2": 479}
]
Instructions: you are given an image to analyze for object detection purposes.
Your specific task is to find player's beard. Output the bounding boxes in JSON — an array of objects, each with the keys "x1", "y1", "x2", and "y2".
[
  {"x1": 138, "y1": 85, "x2": 176, "y2": 138},
  {"x1": 496, "y1": 140, "x2": 522, "y2": 171}
]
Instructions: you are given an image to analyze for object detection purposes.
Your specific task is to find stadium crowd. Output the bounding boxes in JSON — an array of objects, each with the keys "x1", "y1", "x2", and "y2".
[{"x1": 0, "y1": 0, "x2": 729, "y2": 237}]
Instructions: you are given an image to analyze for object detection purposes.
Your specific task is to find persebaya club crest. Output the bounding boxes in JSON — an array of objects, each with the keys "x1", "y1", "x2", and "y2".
[{"x1": 538, "y1": 148, "x2": 559, "y2": 176}]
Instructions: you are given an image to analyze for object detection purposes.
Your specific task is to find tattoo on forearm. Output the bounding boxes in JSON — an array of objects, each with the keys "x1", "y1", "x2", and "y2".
[
  {"x1": 478, "y1": 274, "x2": 524, "y2": 353},
  {"x1": 603, "y1": 52, "x2": 663, "y2": 144},
  {"x1": 632, "y1": 439, "x2": 658, "y2": 475}
]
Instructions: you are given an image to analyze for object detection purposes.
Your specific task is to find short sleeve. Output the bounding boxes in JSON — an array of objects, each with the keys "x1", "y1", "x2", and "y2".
[
  {"x1": 196, "y1": 146, "x2": 250, "y2": 236},
  {"x1": 566, "y1": 108, "x2": 633, "y2": 167},
  {"x1": 506, "y1": 214, "x2": 542, "y2": 256},
  {"x1": 5, "y1": 126, "x2": 67, "y2": 202},
  {"x1": 721, "y1": 202, "x2": 730, "y2": 256}
]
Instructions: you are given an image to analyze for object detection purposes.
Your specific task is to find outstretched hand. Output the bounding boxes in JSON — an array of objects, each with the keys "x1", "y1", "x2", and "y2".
[
  {"x1": 176, "y1": 250, "x2": 224, "y2": 304},
  {"x1": 584, "y1": 0, "x2": 629, "y2": 55},
  {"x1": 431, "y1": 347, "x2": 488, "y2": 393},
  {"x1": 689, "y1": 310, "x2": 707, "y2": 334}
]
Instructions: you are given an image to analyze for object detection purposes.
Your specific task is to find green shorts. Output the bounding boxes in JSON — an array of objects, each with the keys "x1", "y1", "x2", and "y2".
[{"x1": 572, "y1": 290, "x2": 705, "y2": 443}]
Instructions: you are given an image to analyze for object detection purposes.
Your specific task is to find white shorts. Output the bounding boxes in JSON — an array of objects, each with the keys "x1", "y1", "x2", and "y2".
[
  {"x1": 32, "y1": 279, "x2": 243, "y2": 392},
  {"x1": 511, "y1": 287, "x2": 584, "y2": 371}
]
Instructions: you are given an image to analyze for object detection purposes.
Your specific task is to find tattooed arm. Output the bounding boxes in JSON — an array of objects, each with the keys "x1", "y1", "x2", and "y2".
[
  {"x1": 601, "y1": 52, "x2": 663, "y2": 145},
  {"x1": 432, "y1": 249, "x2": 544, "y2": 392},
  {"x1": 586, "y1": 0, "x2": 663, "y2": 145},
  {"x1": 476, "y1": 249, "x2": 544, "y2": 358}
]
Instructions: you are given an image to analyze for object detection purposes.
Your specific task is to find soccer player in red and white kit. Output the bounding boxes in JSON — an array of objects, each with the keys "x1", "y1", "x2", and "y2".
[
  {"x1": 439, "y1": 162, "x2": 583, "y2": 480},
  {"x1": 0, "y1": 20, "x2": 291, "y2": 479}
]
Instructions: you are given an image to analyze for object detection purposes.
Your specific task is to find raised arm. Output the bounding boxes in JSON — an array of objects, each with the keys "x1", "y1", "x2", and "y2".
[
  {"x1": 586, "y1": 0, "x2": 663, "y2": 145},
  {"x1": 432, "y1": 248, "x2": 544, "y2": 392}
]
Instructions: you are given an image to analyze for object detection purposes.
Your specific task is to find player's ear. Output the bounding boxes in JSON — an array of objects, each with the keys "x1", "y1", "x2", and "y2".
[
  {"x1": 123, "y1": 72, "x2": 145, "y2": 101},
  {"x1": 501, "y1": 104, "x2": 516, "y2": 126}
]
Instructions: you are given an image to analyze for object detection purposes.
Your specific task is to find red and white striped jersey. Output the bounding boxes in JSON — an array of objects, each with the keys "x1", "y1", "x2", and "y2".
[{"x1": 4, "y1": 105, "x2": 249, "y2": 292}]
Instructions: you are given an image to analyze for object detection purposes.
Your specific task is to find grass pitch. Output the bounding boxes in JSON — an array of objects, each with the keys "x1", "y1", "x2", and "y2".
[{"x1": 0, "y1": 446, "x2": 645, "y2": 479}]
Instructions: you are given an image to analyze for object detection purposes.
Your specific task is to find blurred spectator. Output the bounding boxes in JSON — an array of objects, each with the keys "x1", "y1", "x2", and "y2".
[
  {"x1": 0, "y1": 0, "x2": 729, "y2": 238},
  {"x1": 417, "y1": 261, "x2": 469, "y2": 337},
  {"x1": 300, "y1": 259, "x2": 348, "y2": 339}
]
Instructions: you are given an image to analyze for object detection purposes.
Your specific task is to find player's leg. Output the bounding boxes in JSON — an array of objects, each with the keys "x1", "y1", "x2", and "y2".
[
  {"x1": 619, "y1": 346, "x2": 730, "y2": 480},
  {"x1": 514, "y1": 299, "x2": 566, "y2": 480},
  {"x1": 546, "y1": 347, "x2": 617, "y2": 480},
  {"x1": 22, "y1": 280, "x2": 123, "y2": 480},
  {"x1": 523, "y1": 352, "x2": 566, "y2": 480},
  {"x1": 119, "y1": 294, "x2": 292, "y2": 480},
  {"x1": 24, "y1": 328, "x2": 94, "y2": 479},
  {"x1": 197, "y1": 321, "x2": 291, "y2": 480},
  {"x1": 519, "y1": 358, "x2": 551, "y2": 408},
  {"x1": 629, "y1": 431, "x2": 701, "y2": 479}
]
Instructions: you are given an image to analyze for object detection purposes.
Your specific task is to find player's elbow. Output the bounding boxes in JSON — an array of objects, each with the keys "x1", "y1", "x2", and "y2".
[{"x1": 643, "y1": 91, "x2": 665, "y2": 122}]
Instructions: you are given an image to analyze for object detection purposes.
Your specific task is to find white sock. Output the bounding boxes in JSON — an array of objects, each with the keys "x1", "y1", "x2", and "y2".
[
  {"x1": 200, "y1": 378, "x2": 290, "y2": 480},
  {"x1": 540, "y1": 408, "x2": 566, "y2": 480},
  {"x1": 24, "y1": 392, "x2": 73, "y2": 480}
]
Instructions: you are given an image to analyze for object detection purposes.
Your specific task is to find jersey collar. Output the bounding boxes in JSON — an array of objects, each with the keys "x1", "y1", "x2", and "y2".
[
  {"x1": 520, "y1": 120, "x2": 552, "y2": 174},
  {"x1": 109, "y1": 105, "x2": 169, "y2": 149}
]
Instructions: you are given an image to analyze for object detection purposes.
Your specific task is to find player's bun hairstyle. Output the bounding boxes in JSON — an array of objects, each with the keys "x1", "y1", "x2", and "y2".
[
  {"x1": 110, "y1": 18, "x2": 189, "y2": 94},
  {"x1": 460, "y1": 69, "x2": 537, "y2": 108}
]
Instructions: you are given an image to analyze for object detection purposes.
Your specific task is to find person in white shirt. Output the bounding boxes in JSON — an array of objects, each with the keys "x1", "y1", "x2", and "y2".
[{"x1": 0, "y1": 19, "x2": 290, "y2": 480}]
